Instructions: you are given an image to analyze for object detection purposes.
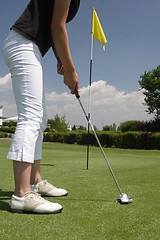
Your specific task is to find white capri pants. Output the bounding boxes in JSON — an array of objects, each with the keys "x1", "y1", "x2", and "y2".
[{"x1": 2, "y1": 30, "x2": 48, "y2": 163}]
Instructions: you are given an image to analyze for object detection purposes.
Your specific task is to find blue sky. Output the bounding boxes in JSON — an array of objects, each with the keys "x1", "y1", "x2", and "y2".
[
  {"x1": 1, "y1": 0, "x2": 160, "y2": 92},
  {"x1": 0, "y1": 0, "x2": 160, "y2": 128}
]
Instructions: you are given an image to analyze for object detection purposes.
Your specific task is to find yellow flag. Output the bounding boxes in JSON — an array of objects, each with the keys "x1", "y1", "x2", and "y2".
[{"x1": 92, "y1": 8, "x2": 107, "y2": 50}]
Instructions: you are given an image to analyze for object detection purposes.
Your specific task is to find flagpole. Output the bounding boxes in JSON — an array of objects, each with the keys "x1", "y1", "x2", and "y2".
[
  {"x1": 86, "y1": 7, "x2": 107, "y2": 169},
  {"x1": 86, "y1": 8, "x2": 94, "y2": 170}
]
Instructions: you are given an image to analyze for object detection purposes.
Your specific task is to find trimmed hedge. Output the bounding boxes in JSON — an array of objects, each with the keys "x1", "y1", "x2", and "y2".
[
  {"x1": 44, "y1": 131, "x2": 160, "y2": 150},
  {"x1": 0, "y1": 127, "x2": 15, "y2": 134},
  {"x1": 0, "y1": 132, "x2": 12, "y2": 138},
  {"x1": 1, "y1": 129, "x2": 159, "y2": 149}
]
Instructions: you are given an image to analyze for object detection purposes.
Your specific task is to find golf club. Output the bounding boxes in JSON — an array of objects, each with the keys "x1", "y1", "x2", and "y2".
[{"x1": 75, "y1": 91, "x2": 133, "y2": 204}]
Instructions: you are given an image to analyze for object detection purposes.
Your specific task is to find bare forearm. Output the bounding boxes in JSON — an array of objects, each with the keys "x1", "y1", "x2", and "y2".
[
  {"x1": 50, "y1": 0, "x2": 80, "y2": 95},
  {"x1": 51, "y1": 24, "x2": 74, "y2": 71}
]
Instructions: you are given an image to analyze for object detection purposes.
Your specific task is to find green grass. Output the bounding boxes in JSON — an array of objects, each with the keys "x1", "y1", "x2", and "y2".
[{"x1": 0, "y1": 139, "x2": 160, "y2": 240}]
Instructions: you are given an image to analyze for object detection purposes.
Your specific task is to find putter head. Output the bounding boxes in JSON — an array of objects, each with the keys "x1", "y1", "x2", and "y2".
[{"x1": 116, "y1": 193, "x2": 133, "y2": 204}]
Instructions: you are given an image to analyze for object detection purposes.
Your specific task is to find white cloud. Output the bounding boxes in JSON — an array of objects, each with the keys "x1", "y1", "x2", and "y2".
[
  {"x1": 0, "y1": 73, "x2": 12, "y2": 90},
  {"x1": 0, "y1": 79, "x2": 151, "y2": 129},
  {"x1": 46, "y1": 80, "x2": 151, "y2": 129}
]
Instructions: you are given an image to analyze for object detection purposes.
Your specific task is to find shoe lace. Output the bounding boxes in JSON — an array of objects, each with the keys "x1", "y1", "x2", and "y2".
[
  {"x1": 30, "y1": 192, "x2": 44, "y2": 200},
  {"x1": 43, "y1": 180, "x2": 55, "y2": 188}
]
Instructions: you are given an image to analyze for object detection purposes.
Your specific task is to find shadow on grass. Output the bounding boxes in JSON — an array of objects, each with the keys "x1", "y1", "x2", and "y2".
[
  {"x1": 53, "y1": 196, "x2": 113, "y2": 203},
  {"x1": 0, "y1": 189, "x2": 12, "y2": 212},
  {"x1": 41, "y1": 163, "x2": 55, "y2": 167}
]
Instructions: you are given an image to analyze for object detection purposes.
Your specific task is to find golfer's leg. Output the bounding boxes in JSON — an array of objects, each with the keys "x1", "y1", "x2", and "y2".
[
  {"x1": 4, "y1": 31, "x2": 44, "y2": 196},
  {"x1": 31, "y1": 67, "x2": 48, "y2": 185},
  {"x1": 7, "y1": 40, "x2": 43, "y2": 162},
  {"x1": 13, "y1": 161, "x2": 32, "y2": 197},
  {"x1": 2, "y1": 31, "x2": 63, "y2": 214},
  {"x1": 30, "y1": 160, "x2": 42, "y2": 185}
]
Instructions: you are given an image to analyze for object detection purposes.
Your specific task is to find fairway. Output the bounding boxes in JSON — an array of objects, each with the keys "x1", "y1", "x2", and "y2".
[{"x1": 0, "y1": 139, "x2": 160, "y2": 240}]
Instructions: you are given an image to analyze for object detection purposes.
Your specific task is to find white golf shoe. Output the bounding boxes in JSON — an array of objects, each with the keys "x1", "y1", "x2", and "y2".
[
  {"x1": 11, "y1": 192, "x2": 63, "y2": 214},
  {"x1": 31, "y1": 180, "x2": 68, "y2": 197}
]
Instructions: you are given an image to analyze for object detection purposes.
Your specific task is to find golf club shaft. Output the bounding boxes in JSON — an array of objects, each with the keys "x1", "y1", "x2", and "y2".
[{"x1": 76, "y1": 96, "x2": 123, "y2": 195}]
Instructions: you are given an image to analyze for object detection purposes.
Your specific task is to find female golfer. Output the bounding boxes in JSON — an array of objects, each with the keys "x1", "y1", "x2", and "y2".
[{"x1": 3, "y1": 0, "x2": 80, "y2": 214}]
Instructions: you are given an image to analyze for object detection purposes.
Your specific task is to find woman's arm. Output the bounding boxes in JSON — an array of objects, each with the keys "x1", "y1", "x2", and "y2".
[{"x1": 51, "y1": 0, "x2": 80, "y2": 95}]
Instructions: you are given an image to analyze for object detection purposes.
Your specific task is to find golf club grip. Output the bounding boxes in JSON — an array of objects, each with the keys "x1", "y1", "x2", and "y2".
[{"x1": 74, "y1": 88, "x2": 80, "y2": 99}]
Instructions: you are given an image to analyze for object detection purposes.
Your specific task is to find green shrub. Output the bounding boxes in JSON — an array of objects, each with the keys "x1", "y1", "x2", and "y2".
[
  {"x1": 43, "y1": 131, "x2": 160, "y2": 150},
  {"x1": 0, "y1": 132, "x2": 8, "y2": 138},
  {"x1": 121, "y1": 132, "x2": 139, "y2": 149},
  {"x1": 0, "y1": 127, "x2": 15, "y2": 134},
  {"x1": 118, "y1": 120, "x2": 140, "y2": 132},
  {"x1": 44, "y1": 132, "x2": 64, "y2": 143},
  {"x1": 64, "y1": 133, "x2": 77, "y2": 144},
  {"x1": 98, "y1": 132, "x2": 115, "y2": 147}
]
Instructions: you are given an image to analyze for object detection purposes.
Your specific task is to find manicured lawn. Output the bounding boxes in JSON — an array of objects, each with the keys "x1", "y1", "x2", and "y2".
[{"x1": 0, "y1": 139, "x2": 160, "y2": 240}]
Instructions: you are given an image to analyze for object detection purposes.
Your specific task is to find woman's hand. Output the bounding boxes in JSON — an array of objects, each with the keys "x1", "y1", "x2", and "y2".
[{"x1": 63, "y1": 68, "x2": 80, "y2": 96}]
